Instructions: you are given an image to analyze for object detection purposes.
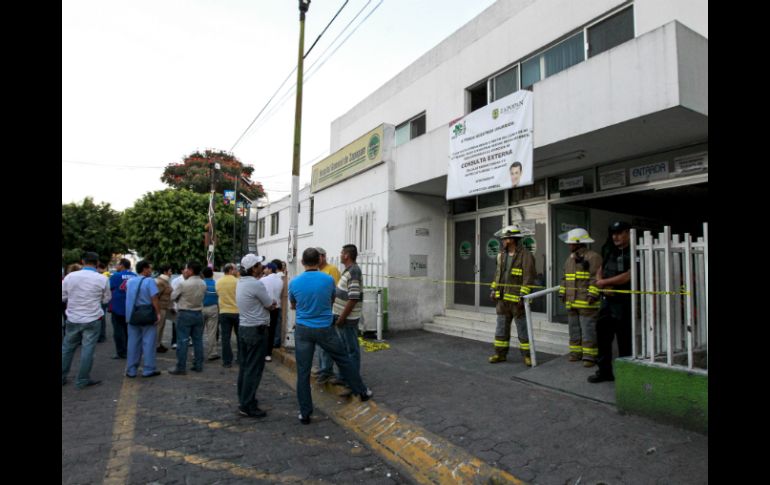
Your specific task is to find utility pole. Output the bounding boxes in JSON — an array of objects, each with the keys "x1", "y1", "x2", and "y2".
[
  {"x1": 207, "y1": 161, "x2": 220, "y2": 269},
  {"x1": 232, "y1": 174, "x2": 238, "y2": 263},
  {"x1": 286, "y1": 0, "x2": 310, "y2": 348}
]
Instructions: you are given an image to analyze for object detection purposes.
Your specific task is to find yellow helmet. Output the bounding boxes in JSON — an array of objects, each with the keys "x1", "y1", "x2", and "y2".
[
  {"x1": 559, "y1": 227, "x2": 595, "y2": 244},
  {"x1": 494, "y1": 224, "x2": 525, "y2": 239}
]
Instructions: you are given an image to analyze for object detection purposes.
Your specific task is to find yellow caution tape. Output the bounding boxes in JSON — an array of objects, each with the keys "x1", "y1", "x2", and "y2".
[
  {"x1": 361, "y1": 274, "x2": 691, "y2": 296},
  {"x1": 358, "y1": 337, "x2": 390, "y2": 352}
]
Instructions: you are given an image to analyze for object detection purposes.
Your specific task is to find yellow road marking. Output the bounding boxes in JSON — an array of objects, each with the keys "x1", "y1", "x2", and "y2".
[{"x1": 103, "y1": 378, "x2": 139, "y2": 484}]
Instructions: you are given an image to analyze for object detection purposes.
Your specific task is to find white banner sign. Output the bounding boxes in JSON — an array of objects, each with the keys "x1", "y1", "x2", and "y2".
[{"x1": 446, "y1": 90, "x2": 533, "y2": 200}]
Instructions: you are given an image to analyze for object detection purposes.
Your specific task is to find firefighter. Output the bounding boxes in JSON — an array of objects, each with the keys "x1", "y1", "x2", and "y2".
[
  {"x1": 559, "y1": 228, "x2": 602, "y2": 367},
  {"x1": 489, "y1": 224, "x2": 536, "y2": 366}
]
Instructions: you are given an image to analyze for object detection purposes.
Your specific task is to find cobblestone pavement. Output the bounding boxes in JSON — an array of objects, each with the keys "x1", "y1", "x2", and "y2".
[
  {"x1": 61, "y1": 318, "x2": 411, "y2": 485},
  {"x1": 356, "y1": 330, "x2": 708, "y2": 485}
]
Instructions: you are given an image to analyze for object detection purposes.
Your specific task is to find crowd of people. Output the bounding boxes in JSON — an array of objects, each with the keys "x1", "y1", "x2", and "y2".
[{"x1": 61, "y1": 245, "x2": 372, "y2": 424}]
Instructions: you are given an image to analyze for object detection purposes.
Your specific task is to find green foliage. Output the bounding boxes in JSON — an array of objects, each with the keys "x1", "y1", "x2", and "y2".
[
  {"x1": 161, "y1": 149, "x2": 265, "y2": 201},
  {"x1": 61, "y1": 197, "x2": 127, "y2": 265},
  {"x1": 123, "y1": 189, "x2": 242, "y2": 270}
]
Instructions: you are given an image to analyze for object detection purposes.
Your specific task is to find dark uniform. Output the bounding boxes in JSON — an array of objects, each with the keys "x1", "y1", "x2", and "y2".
[{"x1": 595, "y1": 243, "x2": 633, "y2": 379}]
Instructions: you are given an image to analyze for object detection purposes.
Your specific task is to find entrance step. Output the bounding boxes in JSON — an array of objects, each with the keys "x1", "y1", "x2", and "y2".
[{"x1": 425, "y1": 310, "x2": 569, "y2": 356}]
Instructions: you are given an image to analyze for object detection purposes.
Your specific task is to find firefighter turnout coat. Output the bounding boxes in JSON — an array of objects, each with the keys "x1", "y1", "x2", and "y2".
[
  {"x1": 491, "y1": 246, "x2": 536, "y2": 317},
  {"x1": 560, "y1": 247, "x2": 602, "y2": 312}
]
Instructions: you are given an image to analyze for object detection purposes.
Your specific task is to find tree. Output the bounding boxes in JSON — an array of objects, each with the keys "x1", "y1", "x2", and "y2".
[
  {"x1": 122, "y1": 189, "x2": 240, "y2": 270},
  {"x1": 161, "y1": 149, "x2": 265, "y2": 201},
  {"x1": 61, "y1": 197, "x2": 128, "y2": 265}
]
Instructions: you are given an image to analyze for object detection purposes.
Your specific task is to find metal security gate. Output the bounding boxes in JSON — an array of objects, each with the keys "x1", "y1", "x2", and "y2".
[{"x1": 631, "y1": 223, "x2": 708, "y2": 373}]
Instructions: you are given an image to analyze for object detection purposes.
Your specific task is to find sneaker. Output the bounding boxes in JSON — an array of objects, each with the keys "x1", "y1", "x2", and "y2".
[
  {"x1": 238, "y1": 407, "x2": 267, "y2": 418},
  {"x1": 359, "y1": 388, "x2": 374, "y2": 402},
  {"x1": 583, "y1": 360, "x2": 596, "y2": 368},
  {"x1": 488, "y1": 354, "x2": 507, "y2": 364},
  {"x1": 207, "y1": 355, "x2": 220, "y2": 361},
  {"x1": 587, "y1": 372, "x2": 614, "y2": 383},
  {"x1": 156, "y1": 346, "x2": 168, "y2": 353},
  {"x1": 143, "y1": 371, "x2": 162, "y2": 378},
  {"x1": 298, "y1": 413, "x2": 311, "y2": 425},
  {"x1": 265, "y1": 356, "x2": 272, "y2": 362},
  {"x1": 171, "y1": 343, "x2": 177, "y2": 349},
  {"x1": 125, "y1": 373, "x2": 136, "y2": 378},
  {"x1": 168, "y1": 368, "x2": 186, "y2": 376}
]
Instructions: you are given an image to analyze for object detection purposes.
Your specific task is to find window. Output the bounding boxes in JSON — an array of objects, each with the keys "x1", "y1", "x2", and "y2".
[
  {"x1": 395, "y1": 112, "x2": 427, "y2": 146},
  {"x1": 510, "y1": 179, "x2": 547, "y2": 205},
  {"x1": 543, "y1": 31, "x2": 585, "y2": 77},
  {"x1": 346, "y1": 207, "x2": 375, "y2": 254},
  {"x1": 258, "y1": 218, "x2": 265, "y2": 239},
  {"x1": 588, "y1": 7, "x2": 634, "y2": 58},
  {"x1": 521, "y1": 56, "x2": 541, "y2": 90},
  {"x1": 477, "y1": 190, "x2": 505, "y2": 209},
  {"x1": 491, "y1": 66, "x2": 519, "y2": 101},
  {"x1": 270, "y1": 213, "x2": 279, "y2": 236},
  {"x1": 309, "y1": 197, "x2": 314, "y2": 226},
  {"x1": 468, "y1": 82, "x2": 488, "y2": 112}
]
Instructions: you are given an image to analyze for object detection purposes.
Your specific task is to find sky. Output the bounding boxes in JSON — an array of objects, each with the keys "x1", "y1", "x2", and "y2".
[{"x1": 62, "y1": 0, "x2": 497, "y2": 211}]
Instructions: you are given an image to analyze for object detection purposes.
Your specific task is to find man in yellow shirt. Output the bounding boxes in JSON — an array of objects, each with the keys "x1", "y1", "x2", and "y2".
[
  {"x1": 215, "y1": 263, "x2": 240, "y2": 368},
  {"x1": 317, "y1": 248, "x2": 341, "y2": 284}
]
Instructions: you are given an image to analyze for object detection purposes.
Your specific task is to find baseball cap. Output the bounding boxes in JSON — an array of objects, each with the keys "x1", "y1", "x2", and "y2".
[
  {"x1": 608, "y1": 221, "x2": 631, "y2": 234},
  {"x1": 315, "y1": 247, "x2": 327, "y2": 255},
  {"x1": 240, "y1": 254, "x2": 266, "y2": 271},
  {"x1": 265, "y1": 262, "x2": 278, "y2": 272}
]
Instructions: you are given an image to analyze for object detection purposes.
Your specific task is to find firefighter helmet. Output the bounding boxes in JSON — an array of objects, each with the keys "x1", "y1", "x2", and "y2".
[
  {"x1": 494, "y1": 224, "x2": 525, "y2": 239},
  {"x1": 559, "y1": 227, "x2": 595, "y2": 244}
]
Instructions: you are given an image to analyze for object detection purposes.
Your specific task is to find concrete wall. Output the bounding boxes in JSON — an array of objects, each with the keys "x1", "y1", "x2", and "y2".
[
  {"x1": 635, "y1": 0, "x2": 707, "y2": 38},
  {"x1": 385, "y1": 192, "x2": 448, "y2": 329}
]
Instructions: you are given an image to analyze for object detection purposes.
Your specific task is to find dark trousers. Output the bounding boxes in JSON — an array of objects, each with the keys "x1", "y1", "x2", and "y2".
[
  {"x1": 596, "y1": 302, "x2": 632, "y2": 377},
  {"x1": 236, "y1": 325, "x2": 269, "y2": 413},
  {"x1": 219, "y1": 313, "x2": 240, "y2": 366},
  {"x1": 266, "y1": 308, "x2": 280, "y2": 357},
  {"x1": 111, "y1": 312, "x2": 128, "y2": 358}
]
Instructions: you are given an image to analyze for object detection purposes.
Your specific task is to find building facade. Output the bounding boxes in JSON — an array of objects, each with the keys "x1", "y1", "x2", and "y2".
[{"x1": 256, "y1": 0, "x2": 708, "y2": 344}]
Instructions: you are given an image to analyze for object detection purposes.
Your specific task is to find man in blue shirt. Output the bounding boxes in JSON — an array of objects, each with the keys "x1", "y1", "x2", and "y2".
[
  {"x1": 289, "y1": 248, "x2": 372, "y2": 425},
  {"x1": 125, "y1": 260, "x2": 161, "y2": 377},
  {"x1": 109, "y1": 258, "x2": 137, "y2": 359}
]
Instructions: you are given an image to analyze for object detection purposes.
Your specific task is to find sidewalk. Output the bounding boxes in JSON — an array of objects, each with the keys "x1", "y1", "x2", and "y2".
[{"x1": 280, "y1": 329, "x2": 708, "y2": 485}]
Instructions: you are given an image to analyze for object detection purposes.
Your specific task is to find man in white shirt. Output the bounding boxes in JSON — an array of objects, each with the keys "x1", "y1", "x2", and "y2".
[
  {"x1": 261, "y1": 262, "x2": 283, "y2": 362},
  {"x1": 62, "y1": 251, "x2": 111, "y2": 389}
]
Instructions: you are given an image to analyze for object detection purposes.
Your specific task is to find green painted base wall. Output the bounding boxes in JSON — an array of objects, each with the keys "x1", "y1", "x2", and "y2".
[{"x1": 614, "y1": 358, "x2": 708, "y2": 434}]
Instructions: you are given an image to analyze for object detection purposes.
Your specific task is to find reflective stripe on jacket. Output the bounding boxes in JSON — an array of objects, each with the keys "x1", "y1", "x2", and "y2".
[
  {"x1": 491, "y1": 246, "x2": 536, "y2": 304},
  {"x1": 560, "y1": 247, "x2": 601, "y2": 310}
]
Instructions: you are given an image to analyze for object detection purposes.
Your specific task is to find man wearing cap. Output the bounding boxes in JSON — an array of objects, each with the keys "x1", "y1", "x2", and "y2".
[
  {"x1": 235, "y1": 254, "x2": 276, "y2": 418},
  {"x1": 489, "y1": 225, "x2": 536, "y2": 366},
  {"x1": 589, "y1": 222, "x2": 633, "y2": 383},
  {"x1": 559, "y1": 228, "x2": 603, "y2": 367}
]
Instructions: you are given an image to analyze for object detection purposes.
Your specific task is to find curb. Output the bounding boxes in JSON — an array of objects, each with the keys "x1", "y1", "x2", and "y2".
[{"x1": 273, "y1": 348, "x2": 527, "y2": 485}]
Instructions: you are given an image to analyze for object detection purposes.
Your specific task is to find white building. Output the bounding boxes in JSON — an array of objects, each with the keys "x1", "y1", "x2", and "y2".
[{"x1": 256, "y1": 0, "x2": 708, "y2": 349}]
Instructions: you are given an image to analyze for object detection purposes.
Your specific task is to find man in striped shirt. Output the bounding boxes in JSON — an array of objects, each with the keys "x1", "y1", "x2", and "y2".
[{"x1": 318, "y1": 244, "x2": 363, "y2": 386}]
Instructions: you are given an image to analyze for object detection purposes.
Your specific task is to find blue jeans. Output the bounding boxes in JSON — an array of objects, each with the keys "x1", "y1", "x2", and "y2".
[
  {"x1": 126, "y1": 323, "x2": 158, "y2": 376},
  {"x1": 175, "y1": 310, "x2": 204, "y2": 372},
  {"x1": 273, "y1": 309, "x2": 282, "y2": 348},
  {"x1": 219, "y1": 313, "x2": 240, "y2": 366},
  {"x1": 318, "y1": 317, "x2": 360, "y2": 380},
  {"x1": 296, "y1": 324, "x2": 367, "y2": 418},
  {"x1": 111, "y1": 312, "x2": 128, "y2": 357},
  {"x1": 237, "y1": 325, "x2": 269, "y2": 413},
  {"x1": 62, "y1": 319, "x2": 101, "y2": 387},
  {"x1": 98, "y1": 304, "x2": 108, "y2": 342}
]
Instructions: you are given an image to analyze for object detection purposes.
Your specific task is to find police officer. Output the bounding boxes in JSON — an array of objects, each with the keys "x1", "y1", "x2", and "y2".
[
  {"x1": 589, "y1": 221, "x2": 633, "y2": 383},
  {"x1": 489, "y1": 224, "x2": 536, "y2": 366}
]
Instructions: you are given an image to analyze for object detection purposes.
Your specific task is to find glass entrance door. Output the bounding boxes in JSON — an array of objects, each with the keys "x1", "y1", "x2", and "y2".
[
  {"x1": 452, "y1": 212, "x2": 505, "y2": 310},
  {"x1": 552, "y1": 204, "x2": 590, "y2": 322}
]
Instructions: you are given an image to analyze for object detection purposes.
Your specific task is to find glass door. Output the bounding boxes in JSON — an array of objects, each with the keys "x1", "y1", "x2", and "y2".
[
  {"x1": 551, "y1": 204, "x2": 590, "y2": 322},
  {"x1": 452, "y1": 212, "x2": 505, "y2": 311}
]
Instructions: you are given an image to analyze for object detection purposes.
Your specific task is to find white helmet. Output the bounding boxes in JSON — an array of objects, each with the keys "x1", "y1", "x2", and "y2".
[
  {"x1": 494, "y1": 224, "x2": 525, "y2": 239},
  {"x1": 559, "y1": 227, "x2": 595, "y2": 244}
]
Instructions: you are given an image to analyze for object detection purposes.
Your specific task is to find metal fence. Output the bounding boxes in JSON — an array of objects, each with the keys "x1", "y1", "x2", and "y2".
[
  {"x1": 631, "y1": 223, "x2": 708, "y2": 374},
  {"x1": 327, "y1": 255, "x2": 387, "y2": 289}
]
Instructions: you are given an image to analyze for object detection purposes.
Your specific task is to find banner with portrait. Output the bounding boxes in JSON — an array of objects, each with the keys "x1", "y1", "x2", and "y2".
[{"x1": 447, "y1": 90, "x2": 533, "y2": 200}]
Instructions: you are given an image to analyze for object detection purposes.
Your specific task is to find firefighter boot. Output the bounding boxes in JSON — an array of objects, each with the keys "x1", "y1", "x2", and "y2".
[
  {"x1": 488, "y1": 351, "x2": 507, "y2": 363},
  {"x1": 524, "y1": 356, "x2": 532, "y2": 367}
]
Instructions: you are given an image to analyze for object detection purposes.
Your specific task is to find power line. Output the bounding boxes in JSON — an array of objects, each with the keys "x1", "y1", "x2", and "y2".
[{"x1": 230, "y1": 0, "x2": 351, "y2": 152}]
